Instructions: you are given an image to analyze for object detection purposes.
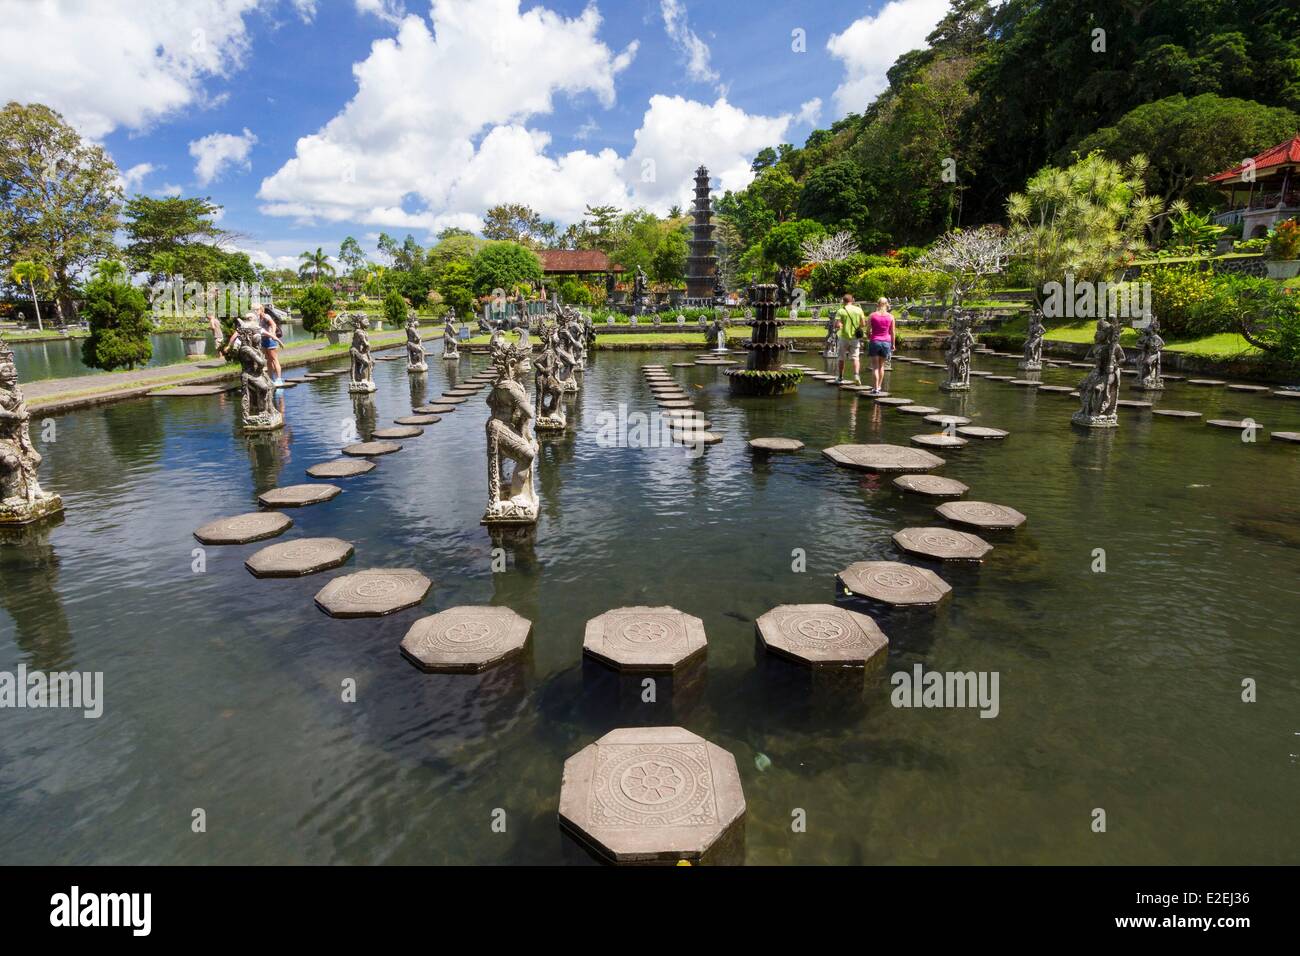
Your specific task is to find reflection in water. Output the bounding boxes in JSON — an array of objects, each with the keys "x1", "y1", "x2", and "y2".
[
  {"x1": 243, "y1": 418, "x2": 290, "y2": 494},
  {"x1": 408, "y1": 372, "x2": 427, "y2": 411},
  {"x1": 351, "y1": 393, "x2": 377, "y2": 440},
  {"x1": 0, "y1": 516, "x2": 71, "y2": 670}
]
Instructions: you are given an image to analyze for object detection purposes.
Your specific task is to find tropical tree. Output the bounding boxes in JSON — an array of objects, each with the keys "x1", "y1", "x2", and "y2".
[
  {"x1": 10, "y1": 260, "x2": 50, "y2": 331},
  {"x1": 917, "y1": 225, "x2": 1022, "y2": 305},
  {"x1": 81, "y1": 273, "x2": 152, "y2": 371},
  {"x1": 338, "y1": 236, "x2": 366, "y2": 277},
  {"x1": 298, "y1": 247, "x2": 335, "y2": 283},
  {"x1": 362, "y1": 265, "x2": 388, "y2": 297},
  {"x1": 294, "y1": 283, "x2": 334, "y2": 338},
  {"x1": 469, "y1": 241, "x2": 542, "y2": 296},
  {"x1": 435, "y1": 260, "x2": 476, "y2": 317},
  {"x1": 122, "y1": 195, "x2": 226, "y2": 276}
]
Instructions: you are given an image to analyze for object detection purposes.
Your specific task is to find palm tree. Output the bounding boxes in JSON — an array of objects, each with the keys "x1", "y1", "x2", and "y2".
[
  {"x1": 362, "y1": 264, "x2": 387, "y2": 298},
  {"x1": 93, "y1": 259, "x2": 127, "y2": 283},
  {"x1": 11, "y1": 260, "x2": 50, "y2": 332},
  {"x1": 298, "y1": 247, "x2": 336, "y2": 284}
]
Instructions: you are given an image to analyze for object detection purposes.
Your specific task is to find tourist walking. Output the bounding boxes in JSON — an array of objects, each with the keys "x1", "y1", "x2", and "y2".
[
  {"x1": 258, "y1": 305, "x2": 285, "y2": 387},
  {"x1": 867, "y1": 297, "x2": 897, "y2": 395},
  {"x1": 835, "y1": 293, "x2": 866, "y2": 384},
  {"x1": 207, "y1": 313, "x2": 225, "y2": 357}
]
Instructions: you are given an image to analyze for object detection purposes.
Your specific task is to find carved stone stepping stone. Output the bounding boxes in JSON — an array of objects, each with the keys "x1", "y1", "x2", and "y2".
[
  {"x1": 956, "y1": 426, "x2": 1008, "y2": 440},
  {"x1": 307, "y1": 459, "x2": 375, "y2": 478},
  {"x1": 1037, "y1": 385, "x2": 1074, "y2": 393},
  {"x1": 672, "y1": 363, "x2": 694, "y2": 368},
  {"x1": 258, "y1": 484, "x2": 341, "y2": 508},
  {"x1": 861, "y1": 390, "x2": 890, "y2": 398},
  {"x1": 911, "y1": 433, "x2": 967, "y2": 449},
  {"x1": 837, "y1": 560, "x2": 951, "y2": 607},
  {"x1": 1116, "y1": 399, "x2": 1152, "y2": 409},
  {"x1": 1068, "y1": 362, "x2": 1092, "y2": 369},
  {"x1": 395, "y1": 415, "x2": 440, "y2": 425},
  {"x1": 273, "y1": 380, "x2": 299, "y2": 388},
  {"x1": 1272, "y1": 390, "x2": 1300, "y2": 399},
  {"x1": 1271, "y1": 431, "x2": 1300, "y2": 443},
  {"x1": 650, "y1": 386, "x2": 686, "y2": 395},
  {"x1": 1151, "y1": 409, "x2": 1201, "y2": 419},
  {"x1": 436, "y1": 395, "x2": 468, "y2": 404},
  {"x1": 756, "y1": 604, "x2": 887, "y2": 667},
  {"x1": 372, "y1": 426, "x2": 424, "y2": 439},
  {"x1": 583, "y1": 606, "x2": 706, "y2": 673},
  {"x1": 415, "y1": 404, "x2": 456, "y2": 414},
  {"x1": 1206, "y1": 418, "x2": 1259, "y2": 430},
  {"x1": 444, "y1": 389, "x2": 479, "y2": 397},
  {"x1": 400, "y1": 605, "x2": 532, "y2": 673},
  {"x1": 892, "y1": 474, "x2": 968, "y2": 497},
  {"x1": 1160, "y1": 374, "x2": 1185, "y2": 380},
  {"x1": 246, "y1": 537, "x2": 354, "y2": 578},
  {"x1": 150, "y1": 384, "x2": 229, "y2": 397},
  {"x1": 936, "y1": 500, "x2": 1026, "y2": 530},
  {"x1": 342, "y1": 441, "x2": 402, "y2": 456},
  {"x1": 749, "y1": 437, "x2": 804, "y2": 452},
  {"x1": 659, "y1": 399, "x2": 695, "y2": 409},
  {"x1": 559, "y1": 726, "x2": 745, "y2": 864},
  {"x1": 894, "y1": 527, "x2": 992, "y2": 563},
  {"x1": 986, "y1": 375, "x2": 1013, "y2": 381},
  {"x1": 969, "y1": 370, "x2": 993, "y2": 377},
  {"x1": 641, "y1": 364, "x2": 666, "y2": 369},
  {"x1": 314, "y1": 568, "x2": 432, "y2": 618},
  {"x1": 1226, "y1": 384, "x2": 1269, "y2": 392},
  {"x1": 823, "y1": 443, "x2": 945, "y2": 473},
  {"x1": 194, "y1": 511, "x2": 292, "y2": 545},
  {"x1": 1008, "y1": 379, "x2": 1041, "y2": 387},
  {"x1": 1188, "y1": 379, "x2": 1225, "y2": 386},
  {"x1": 672, "y1": 430, "x2": 722, "y2": 446},
  {"x1": 875, "y1": 397, "x2": 913, "y2": 406},
  {"x1": 924, "y1": 414, "x2": 971, "y2": 427}
]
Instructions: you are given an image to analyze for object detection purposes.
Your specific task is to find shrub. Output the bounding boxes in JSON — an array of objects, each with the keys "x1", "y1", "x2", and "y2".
[
  {"x1": 81, "y1": 277, "x2": 152, "y2": 371},
  {"x1": 1144, "y1": 264, "x2": 1218, "y2": 336},
  {"x1": 1224, "y1": 278, "x2": 1300, "y2": 360},
  {"x1": 1267, "y1": 218, "x2": 1300, "y2": 260},
  {"x1": 294, "y1": 283, "x2": 334, "y2": 337},
  {"x1": 850, "y1": 266, "x2": 946, "y2": 304},
  {"x1": 557, "y1": 278, "x2": 592, "y2": 306},
  {"x1": 1233, "y1": 238, "x2": 1268, "y2": 254},
  {"x1": 382, "y1": 288, "x2": 408, "y2": 326}
]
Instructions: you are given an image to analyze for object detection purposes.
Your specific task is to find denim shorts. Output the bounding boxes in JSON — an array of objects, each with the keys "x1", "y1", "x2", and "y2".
[{"x1": 868, "y1": 340, "x2": 892, "y2": 358}]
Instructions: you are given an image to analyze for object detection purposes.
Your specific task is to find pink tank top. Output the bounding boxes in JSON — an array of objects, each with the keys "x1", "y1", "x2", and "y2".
[{"x1": 868, "y1": 312, "x2": 894, "y2": 342}]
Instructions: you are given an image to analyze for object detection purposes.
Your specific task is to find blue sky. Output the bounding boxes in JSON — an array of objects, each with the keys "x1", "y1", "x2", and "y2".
[{"x1": 3, "y1": 0, "x2": 951, "y2": 270}]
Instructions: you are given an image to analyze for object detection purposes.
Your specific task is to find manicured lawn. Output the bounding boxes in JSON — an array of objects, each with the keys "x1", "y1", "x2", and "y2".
[{"x1": 991, "y1": 314, "x2": 1262, "y2": 358}]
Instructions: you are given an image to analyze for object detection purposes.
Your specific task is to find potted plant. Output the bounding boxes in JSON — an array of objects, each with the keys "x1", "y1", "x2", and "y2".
[
  {"x1": 1265, "y1": 218, "x2": 1300, "y2": 278},
  {"x1": 181, "y1": 321, "x2": 208, "y2": 357}
]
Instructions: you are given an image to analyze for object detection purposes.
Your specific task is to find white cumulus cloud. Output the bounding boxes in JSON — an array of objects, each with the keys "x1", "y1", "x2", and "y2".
[
  {"x1": 826, "y1": 0, "x2": 949, "y2": 117},
  {"x1": 660, "y1": 0, "x2": 718, "y2": 86},
  {"x1": 190, "y1": 128, "x2": 258, "y2": 186},
  {"x1": 117, "y1": 163, "x2": 156, "y2": 193}
]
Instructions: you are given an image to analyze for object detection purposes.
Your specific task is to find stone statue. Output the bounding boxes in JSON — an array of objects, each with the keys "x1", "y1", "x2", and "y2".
[
  {"x1": 563, "y1": 309, "x2": 586, "y2": 371},
  {"x1": 482, "y1": 336, "x2": 539, "y2": 526},
  {"x1": 706, "y1": 314, "x2": 726, "y2": 348},
  {"x1": 1073, "y1": 318, "x2": 1124, "y2": 428},
  {"x1": 348, "y1": 314, "x2": 377, "y2": 393},
  {"x1": 1135, "y1": 314, "x2": 1165, "y2": 391},
  {"x1": 583, "y1": 312, "x2": 596, "y2": 350},
  {"x1": 822, "y1": 307, "x2": 838, "y2": 359},
  {"x1": 0, "y1": 337, "x2": 63, "y2": 525},
  {"x1": 554, "y1": 310, "x2": 580, "y2": 392},
  {"x1": 514, "y1": 291, "x2": 527, "y2": 327},
  {"x1": 1020, "y1": 308, "x2": 1045, "y2": 370},
  {"x1": 712, "y1": 270, "x2": 726, "y2": 304},
  {"x1": 443, "y1": 308, "x2": 459, "y2": 359},
  {"x1": 533, "y1": 322, "x2": 566, "y2": 432},
  {"x1": 632, "y1": 265, "x2": 648, "y2": 311},
  {"x1": 775, "y1": 266, "x2": 795, "y2": 307},
  {"x1": 234, "y1": 323, "x2": 283, "y2": 431},
  {"x1": 941, "y1": 310, "x2": 975, "y2": 391},
  {"x1": 405, "y1": 311, "x2": 427, "y2": 372}
]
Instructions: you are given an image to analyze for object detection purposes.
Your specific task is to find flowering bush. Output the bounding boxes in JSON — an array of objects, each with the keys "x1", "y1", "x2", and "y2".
[{"x1": 1267, "y1": 218, "x2": 1300, "y2": 260}]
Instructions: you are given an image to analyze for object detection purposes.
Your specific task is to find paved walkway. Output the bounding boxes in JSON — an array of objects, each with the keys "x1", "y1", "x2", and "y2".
[{"x1": 28, "y1": 327, "x2": 440, "y2": 414}]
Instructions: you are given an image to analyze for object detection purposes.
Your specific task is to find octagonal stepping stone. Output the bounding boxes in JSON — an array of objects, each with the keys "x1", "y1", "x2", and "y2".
[
  {"x1": 1188, "y1": 379, "x2": 1225, "y2": 386},
  {"x1": 395, "y1": 414, "x2": 440, "y2": 425},
  {"x1": 892, "y1": 474, "x2": 968, "y2": 497},
  {"x1": 245, "y1": 537, "x2": 354, "y2": 578},
  {"x1": 956, "y1": 426, "x2": 1008, "y2": 440},
  {"x1": 194, "y1": 511, "x2": 292, "y2": 545},
  {"x1": 756, "y1": 604, "x2": 887, "y2": 667},
  {"x1": 837, "y1": 560, "x2": 951, "y2": 607},
  {"x1": 1037, "y1": 385, "x2": 1074, "y2": 394},
  {"x1": 372, "y1": 426, "x2": 424, "y2": 439},
  {"x1": 969, "y1": 370, "x2": 993, "y2": 377},
  {"x1": 823, "y1": 443, "x2": 945, "y2": 473},
  {"x1": 342, "y1": 441, "x2": 402, "y2": 457},
  {"x1": 1272, "y1": 390, "x2": 1300, "y2": 399},
  {"x1": 1271, "y1": 431, "x2": 1300, "y2": 443},
  {"x1": 986, "y1": 375, "x2": 1013, "y2": 382},
  {"x1": 894, "y1": 526, "x2": 992, "y2": 563},
  {"x1": 641, "y1": 364, "x2": 666, "y2": 369},
  {"x1": 749, "y1": 437, "x2": 804, "y2": 452},
  {"x1": 924, "y1": 414, "x2": 970, "y2": 427},
  {"x1": 659, "y1": 399, "x2": 695, "y2": 409},
  {"x1": 258, "y1": 483, "x2": 341, "y2": 508},
  {"x1": 415, "y1": 404, "x2": 456, "y2": 414},
  {"x1": 671, "y1": 363, "x2": 694, "y2": 368},
  {"x1": 558, "y1": 726, "x2": 745, "y2": 864},
  {"x1": 1160, "y1": 374, "x2": 1185, "y2": 381},
  {"x1": 672, "y1": 430, "x2": 722, "y2": 446},
  {"x1": 314, "y1": 568, "x2": 432, "y2": 618},
  {"x1": 400, "y1": 605, "x2": 532, "y2": 673},
  {"x1": 875, "y1": 397, "x2": 913, "y2": 406},
  {"x1": 1008, "y1": 379, "x2": 1042, "y2": 387},
  {"x1": 936, "y1": 500, "x2": 1026, "y2": 531},
  {"x1": 444, "y1": 389, "x2": 479, "y2": 397},
  {"x1": 1151, "y1": 409, "x2": 1201, "y2": 419},
  {"x1": 150, "y1": 384, "x2": 231, "y2": 397},
  {"x1": 1206, "y1": 418, "x2": 1259, "y2": 430},
  {"x1": 1117, "y1": 399, "x2": 1152, "y2": 409},
  {"x1": 911, "y1": 433, "x2": 968, "y2": 449},
  {"x1": 1226, "y1": 384, "x2": 1269, "y2": 393},
  {"x1": 307, "y1": 459, "x2": 375, "y2": 478},
  {"x1": 436, "y1": 395, "x2": 468, "y2": 404},
  {"x1": 583, "y1": 606, "x2": 706, "y2": 673}
]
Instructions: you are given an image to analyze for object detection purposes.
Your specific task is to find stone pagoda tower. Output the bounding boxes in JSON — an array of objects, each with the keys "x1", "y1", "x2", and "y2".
[{"x1": 685, "y1": 165, "x2": 719, "y2": 301}]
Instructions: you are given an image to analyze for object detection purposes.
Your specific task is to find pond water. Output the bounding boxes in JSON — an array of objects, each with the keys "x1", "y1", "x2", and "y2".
[
  {"x1": 1, "y1": 347, "x2": 1298, "y2": 864},
  {"x1": 9, "y1": 323, "x2": 309, "y2": 382}
]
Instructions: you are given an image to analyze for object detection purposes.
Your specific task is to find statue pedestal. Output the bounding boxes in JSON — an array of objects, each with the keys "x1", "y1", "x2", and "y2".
[
  {"x1": 1135, "y1": 380, "x2": 1164, "y2": 391},
  {"x1": 408, "y1": 362, "x2": 428, "y2": 373},
  {"x1": 1071, "y1": 411, "x2": 1118, "y2": 428},
  {"x1": 535, "y1": 415, "x2": 567, "y2": 432},
  {"x1": 242, "y1": 410, "x2": 284, "y2": 432},
  {"x1": 1018, "y1": 361, "x2": 1042, "y2": 371},
  {"x1": 559, "y1": 377, "x2": 579, "y2": 393},
  {"x1": 940, "y1": 381, "x2": 971, "y2": 392},
  {"x1": 348, "y1": 381, "x2": 377, "y2": 394},
  {"x1": 443, "y1": 352, "x2": 459, "y2": 361},
  {"x1": 0, "y1": 492, "x2": 63, "y2": 527},
  {"x1": 481, "y1": 499, "x2": 539, "y2": 526}
]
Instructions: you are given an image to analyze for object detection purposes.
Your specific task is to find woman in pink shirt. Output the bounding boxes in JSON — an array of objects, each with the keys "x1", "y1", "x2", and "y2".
[{"x1": 866, "y1": 297, "x2": 897, "y2": 394}]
